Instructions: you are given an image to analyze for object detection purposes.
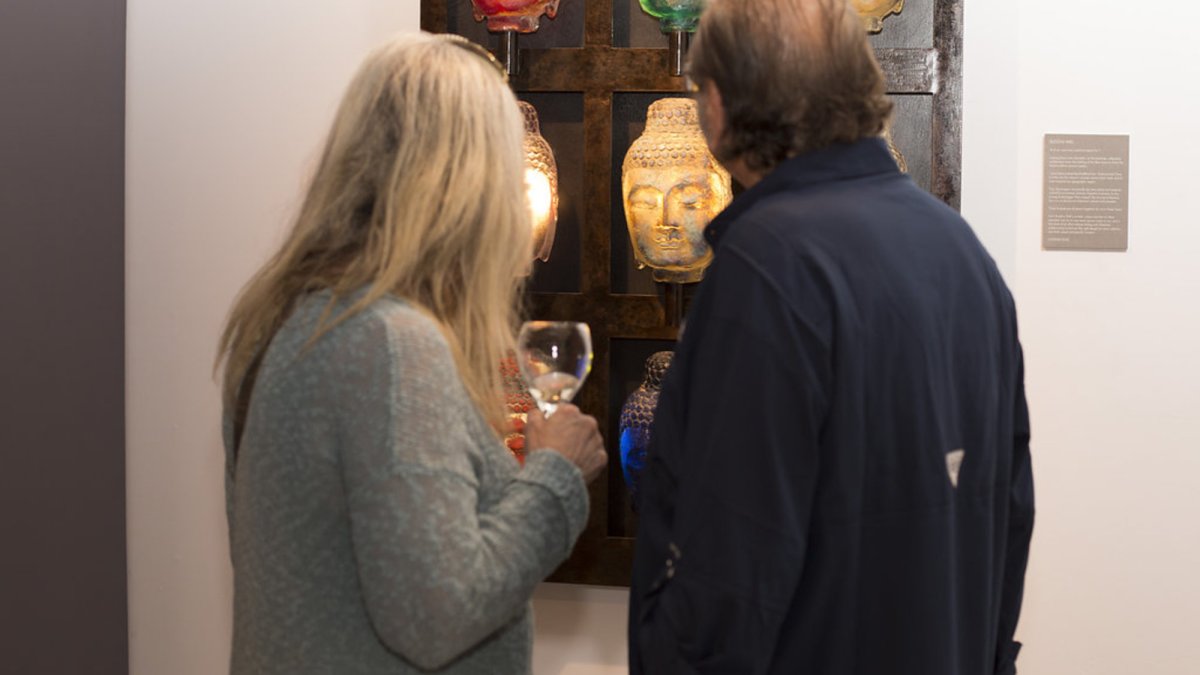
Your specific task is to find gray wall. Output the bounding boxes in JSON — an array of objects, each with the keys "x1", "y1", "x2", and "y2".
[{"x1": 0, "y1": 1, "x2": 128, "y2": 672}]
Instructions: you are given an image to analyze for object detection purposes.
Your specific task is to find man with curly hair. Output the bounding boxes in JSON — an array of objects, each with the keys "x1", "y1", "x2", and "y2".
[{"x1": 628, "y1": 1, "x2": 1034, "y2": 673}]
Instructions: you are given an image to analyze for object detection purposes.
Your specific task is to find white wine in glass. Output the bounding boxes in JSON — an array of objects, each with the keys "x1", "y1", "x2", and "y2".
[{"x1": 516, "y1": 321, "x2": 593, "y2": 417}]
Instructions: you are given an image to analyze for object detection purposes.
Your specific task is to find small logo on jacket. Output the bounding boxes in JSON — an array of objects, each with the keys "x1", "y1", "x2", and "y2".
[{"x1": 946, "y1": 449, "x2": 965, "y2": 488}]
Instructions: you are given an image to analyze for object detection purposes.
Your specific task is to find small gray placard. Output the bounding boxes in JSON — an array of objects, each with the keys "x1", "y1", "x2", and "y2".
[{"x1": 1043, "y1": 134, "x2": 1130, "y2": 251}]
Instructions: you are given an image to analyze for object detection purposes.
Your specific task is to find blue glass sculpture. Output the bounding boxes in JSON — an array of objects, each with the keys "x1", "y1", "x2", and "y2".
[{"x1": 619, "y1": 351, "x2": 673, "y2": 507}]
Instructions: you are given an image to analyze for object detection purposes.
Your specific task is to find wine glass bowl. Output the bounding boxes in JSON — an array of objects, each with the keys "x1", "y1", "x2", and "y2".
[{"x1": 516, "y1": 321, "x2": 593, "y2": 416}]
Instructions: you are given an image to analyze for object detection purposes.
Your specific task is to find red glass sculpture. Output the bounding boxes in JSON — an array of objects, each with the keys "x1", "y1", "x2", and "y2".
[
  {"x1": 471, "y1": 0, "x2": 561, "y2": 33},
  {"x1": 501, "y1": 355, "x2": 535, "y2": 464}
]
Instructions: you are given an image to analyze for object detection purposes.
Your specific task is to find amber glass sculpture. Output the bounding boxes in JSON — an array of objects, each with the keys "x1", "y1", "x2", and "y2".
[
  {"x1": 621, "y1": 98, "x2": 731, "y2": 284},
  {"x1": 471, "y1": 0, "x2": 560, "y2": 33},
  {"x1": 884, "y1": 126, "x2": 909, "y2": 173},
  {"x1": 520, "y1": 102, "x2": 559, "y2": 263},
  {"x1": 637, "y1": 0, "x2": 704, "y2": 33},
  {"x1": 852, "y1": 0, "x2": 904, "y2": 33}
]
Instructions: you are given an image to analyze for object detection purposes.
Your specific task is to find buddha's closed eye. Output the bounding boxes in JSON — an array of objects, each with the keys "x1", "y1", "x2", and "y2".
[
  {"x1": 670, "y1": 182, "x2": 712, "y2": 210},
  {"x1": 629, "y1": 186, "x2": 663, "y2": 210}
]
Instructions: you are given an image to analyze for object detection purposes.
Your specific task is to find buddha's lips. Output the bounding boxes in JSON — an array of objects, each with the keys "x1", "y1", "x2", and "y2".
[{"x1": 653, "y1": 233, "x2": 683, "y2": 251}]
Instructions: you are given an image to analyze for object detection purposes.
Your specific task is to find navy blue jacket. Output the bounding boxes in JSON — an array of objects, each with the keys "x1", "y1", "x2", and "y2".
[{"x1": 629, "y1": 138, "x2": 1034, "y2": 674}]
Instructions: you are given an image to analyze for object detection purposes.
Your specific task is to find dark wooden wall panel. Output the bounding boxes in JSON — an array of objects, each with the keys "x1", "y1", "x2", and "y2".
[
  {"x1": 424, "y1": 0, "x2": 962, "y2": 586},
  {"x1": 0, "y1": 0, "x2": 128, "y2": 670}
]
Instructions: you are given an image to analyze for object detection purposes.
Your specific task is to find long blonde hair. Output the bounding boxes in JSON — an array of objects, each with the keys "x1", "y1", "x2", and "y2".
[{"x1": 216, "y1": 32, "x2": 530, "y2": 434}]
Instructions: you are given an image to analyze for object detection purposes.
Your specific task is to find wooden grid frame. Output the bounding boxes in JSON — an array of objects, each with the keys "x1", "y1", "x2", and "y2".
[{"x1": 421, "y1": 0, "x2": 963, "y2": 586}]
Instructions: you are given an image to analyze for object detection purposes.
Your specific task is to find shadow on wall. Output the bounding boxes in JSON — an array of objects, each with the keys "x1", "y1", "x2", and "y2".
[{"x1": 532, "y1": 583, "x2": 629, "y2": 674}]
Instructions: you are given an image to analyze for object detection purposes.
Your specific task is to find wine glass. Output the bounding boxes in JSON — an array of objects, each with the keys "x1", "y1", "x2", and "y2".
[{"x1": 516, "y1": 321, "x2": 593, "y2": 417}]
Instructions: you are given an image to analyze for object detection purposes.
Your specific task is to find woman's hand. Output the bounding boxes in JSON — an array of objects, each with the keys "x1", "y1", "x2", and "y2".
[{"x1": 524, "y1": 404, "x2": 607, "y2": 483}]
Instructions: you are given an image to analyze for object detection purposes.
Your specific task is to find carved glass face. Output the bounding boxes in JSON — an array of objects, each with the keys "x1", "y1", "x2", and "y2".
[
  {"x1": 637, "y1": 0, "x2": 704, "y2": 32},
  {"x1": 471, "y1": 0, "x2": 560, "y2": 33},
  {"x1": 852, "y1": 0, "x2": 904, "y2": 33},
  {"x1": 622, "y1": 98, "x2": 731, "y2": 284}
]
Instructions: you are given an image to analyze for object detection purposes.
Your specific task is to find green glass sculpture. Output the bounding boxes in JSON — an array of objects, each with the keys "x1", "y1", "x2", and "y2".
[{"x1": 638, "y1": 0, "x2": 704, "y2": 33}]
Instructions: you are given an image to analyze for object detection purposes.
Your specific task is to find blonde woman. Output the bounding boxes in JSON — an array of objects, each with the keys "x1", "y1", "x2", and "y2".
[{"x1": 216, "y1": 33, "x2": 606, "y2": 674}]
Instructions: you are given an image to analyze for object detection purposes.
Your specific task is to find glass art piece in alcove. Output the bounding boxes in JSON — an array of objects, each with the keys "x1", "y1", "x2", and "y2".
[
  {"x1": 471, "y1": 0, "x2": 561, "y2": 32},
  {"x1": 884, "y1": 126, "x2": 908, "y2": 173},
  {"x1": 501, "y1": 354, "x2": 534, "y2": 464},
  {"x1": 621, "y1": 98, "x2": 731, "y2": 284},
  {"x1": 638, "y1": 0, "x2": 704, "y2": 73},
  {"x1": 852, "y1": 0, "x2": 904, "y2": 33},
  {"x1": 520, "y1": 102, "x2": 559, "y2": 262},
  {"x1": 471, "y1": 0, "x2": 562, "y2": 72},
  {"x1": 637, "y1": 0, "x2": 704, "y2": 33},
  {"x1": 619, "y1": 351, "x2": 673, "y2": 507}
]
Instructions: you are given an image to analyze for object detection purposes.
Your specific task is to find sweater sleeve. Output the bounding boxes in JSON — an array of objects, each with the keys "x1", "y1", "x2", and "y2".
[{"x1": 330, "y1": 307, "x2": 588, "y2": 671}]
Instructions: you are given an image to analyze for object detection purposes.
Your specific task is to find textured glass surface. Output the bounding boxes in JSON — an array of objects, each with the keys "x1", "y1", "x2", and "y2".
[
  {"x1": 636, "y1": 0, "x2": 704, "y2": 32},
  {"x1": 519, "y1": 102, "x2": 559, "y2": 262},
  {"x1": 621, "y1": 98, "x2": 731, "y2": 284},
  {"x1": 852, "y1": 0, "x2": 904, "y2": 33},
  {"x1": 471, "y1": 0, "x2": 560, "y2": 33},
  {"x1": 618, "y1": 428, "x2": 644, "y2": 498},
  {"x1": 618, "y1": 351, "x2": 673, "y2": 505}
]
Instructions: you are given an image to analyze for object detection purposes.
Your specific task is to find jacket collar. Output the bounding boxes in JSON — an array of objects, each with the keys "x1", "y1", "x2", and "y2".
[{"x1": 705, "y1": 137, "x2": 899, "y2": 249}]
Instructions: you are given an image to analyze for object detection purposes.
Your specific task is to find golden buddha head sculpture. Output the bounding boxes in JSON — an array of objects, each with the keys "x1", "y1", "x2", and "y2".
[
  {"x1": 520, "y1": 102, "x2": 558, "y2": 262},
  {"x1": 621, "y1": 98, "x2": 732, "y2": 284},
  {"x1": 471, "y1": 0, "x2": 560, "y2": 33},
  {"x1": 852, "y1": 0, "x2": 904, "y2": 33},
  {"x1": 883, "y1": 126, "x2": 908, "y2": 173}
]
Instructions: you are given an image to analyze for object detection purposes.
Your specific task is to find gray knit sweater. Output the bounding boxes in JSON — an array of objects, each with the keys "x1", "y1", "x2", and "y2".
[{"x1": 223, "y1": 292, "x2": 589, "y2": 674}]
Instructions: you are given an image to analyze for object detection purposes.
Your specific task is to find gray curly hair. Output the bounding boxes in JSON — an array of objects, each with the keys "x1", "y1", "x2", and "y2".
[{"x1": 687, "y1": 0, "x2": 894, "y2": 173}]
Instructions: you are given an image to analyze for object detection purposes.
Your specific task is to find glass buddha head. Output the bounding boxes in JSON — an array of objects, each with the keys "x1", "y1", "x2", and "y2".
[
  {"x1": 637, "y1": 0, "x2": 705, "y2": 33},
  {"x1": 852, "y1": 0, "x2": 905, "y2": 33},
  {"x1": 519, "y1": 102, "x2": 558, "y2": 262},
  {"x1": 621, "y1": 98, "x2": 732, "y2": 284},
  {"x1": 471, "y1": 0, "x2": 561, "y2": 33},
  {"x1": 883, "y1": 126, "x2": 908, "y2": 173}
]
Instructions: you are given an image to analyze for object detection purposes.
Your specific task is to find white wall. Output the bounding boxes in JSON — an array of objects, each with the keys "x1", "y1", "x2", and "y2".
[
  {"x1": 966, "y1": 4, "x2": 1200, "y2": 672},
  {"x1": 961, "y1": 0, "x2": 1020, "y2": 279},
  {"x1": 1007, "y1": 2, "x2": 1200, "y2": 673},
  {"x1": 128, "y1": 1, "x2": 1200, "y2": 673},
  {"x1": 532, "y1": 584, "x2": 629, "y2": 674},
  {"x1": 126, "y1": 2, "x2": 421, "y2": 672}
]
